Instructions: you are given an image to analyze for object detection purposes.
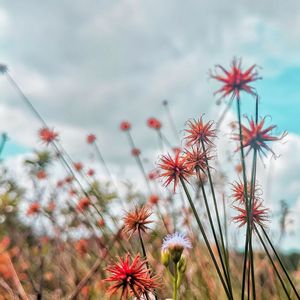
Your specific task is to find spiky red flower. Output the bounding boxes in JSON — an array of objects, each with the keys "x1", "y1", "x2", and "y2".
[
  {"x1": 120, "y1": 121, "x2": 131, "y2": 131},
  {"x1": 185, "y1": 117, "x2": 216, "y2": 147},
  {"x1": 131, "y1": 148, "x2": 141, "y2": 157},
  {"x1": 233, "y1": 117, "x2": 286, "y2": 156},
  {"x1": 27, "y1": 202, "x2": 40, "y2": 216},
  {"x1": 184, "y1": 146, "x2": 210, "y2": 173},
  {"x1": 86, "y1": 134, "x2": 96, "y2": 144},
  {"x1": 123, "y1": 206, "x2": 152, "y2": 237},
  {"x1": 39, "y1": 127, "x2": 58, "y2": 144},
  {"x1": 231, "y1": 180, "x2": 261, "y2": 204},
  {"x1": 76, "y1": 197, "x2": 91, "y2": 212},
  {"x1": 210, "y1": 58, "x2": 261, "y2": 99},
  {"x1": 74, "y1": 162, "x2": 83, "y2": 172},
  {"x1": 147, "y1": 117, "x2": 162, "y2": 130},
  {"x1": 232, "y1": 200, "x2": 269, "y2": 227},
  {"x1": 158, "y1": 151, "x2": 192, "y2": 192},
  {"x1": 105, "y1": 253, "x2": 158, "y2": 299}
]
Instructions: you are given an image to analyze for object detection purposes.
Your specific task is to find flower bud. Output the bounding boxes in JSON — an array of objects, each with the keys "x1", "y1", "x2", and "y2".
[
  {"x1": 161, "y1": 249, "x2": 170, "y2": 267},
  {"x1": 178, "y1": 255, "x2": 187, "y2": 274}
]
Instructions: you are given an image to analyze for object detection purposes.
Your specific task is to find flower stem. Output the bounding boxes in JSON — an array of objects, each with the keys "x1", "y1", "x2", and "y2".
[
  {"x1": 173, "y1": 262, "x2": 178, "y2": 300},
  {"x1": 179, "y1": 177, "x2": 232, "y2": 299}
]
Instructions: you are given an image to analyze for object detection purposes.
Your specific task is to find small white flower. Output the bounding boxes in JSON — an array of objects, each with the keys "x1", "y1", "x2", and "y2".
[{"x1": 162, "y1": 232, "x2": 192, "y2": 251}]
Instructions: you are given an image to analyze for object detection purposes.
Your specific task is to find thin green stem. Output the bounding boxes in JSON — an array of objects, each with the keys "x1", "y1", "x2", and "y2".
[
  {"x1": 254, "y1": 225, "x2": 292, "y2": 300},
  {"x1": 180, "y1": 177, "x2": 232, "y2": 299},
  {"x1": 173, "y1": 262, "x2": 178, "y2": 300}
]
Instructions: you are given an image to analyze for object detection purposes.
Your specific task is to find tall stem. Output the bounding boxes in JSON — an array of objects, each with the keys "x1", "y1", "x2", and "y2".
[
  {"x1": 173, "y1": 262, "x2": 178, "y2": 300},
  {"x1": 180, "y1": 177, "x2": 232, "y2": 299}
]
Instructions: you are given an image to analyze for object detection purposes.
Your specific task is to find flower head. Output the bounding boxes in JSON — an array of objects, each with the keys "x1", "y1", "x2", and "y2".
[
  {"x1": 158, "y1": 151, "x2": 192, "y2": 192},
  {"x1": 36, "y1": 170, "x2": 47, "y2": 180},
  {"x1": 86, "y1": 134, "x2": 96, "y2": 144},
  {"x1": 233, "y1": 117, "x2": 287, "y2": 157},
  {"x1": 184, "y1": 146, "x2": 210, "y2": 173},
  {"x1": 148, "y1": 194, "x2": 159, "y2": 205},
  {"x1": 73, "y1": 162, "x2": 83, "y2": 172},
  {"x1": 87, "y1": 168, "x2": 95, "y2": 177},
  {"x1": 231, "y1": 180, "x2": 261, "y2": 204},
  {"x1": 147, "y1": 117, "x2": 162, "y2": 130},
  {"x1": 123, "y1": 206, "x2": 152, "y2": 237},
  {"x1": 185, "y1": 117, "x2": 216, "y2": 147},
  {"x1": 210, "y1": 58, "x2": 261, "y2": 99},
  {"x1": 162, "y1": 232, "x2": 192, "y2": 263},
  {"x1": 75, "y1": 239, "x2": 88, "y2": 257},
  {"x1": 39, "y1": 127, "x2": 58, "y2": 145},
  {"x1": 120, "y1": 121, "x2": 131, "y2": 131},
  {"x1": 232, "y1": 200, "x2": 269, "y2": 227},
  {"x1": 76, "y1": 197, "x2": 91, "y2": 212},
  {"x1": 105, "y1": 253, "x2": 159, "y2": 299},
  {"x1": 131, "y1": 148, "x2": 141, "y2": 157},
  {"x1": 27, "y1": 202, "x2": 40, "y2": 216}
]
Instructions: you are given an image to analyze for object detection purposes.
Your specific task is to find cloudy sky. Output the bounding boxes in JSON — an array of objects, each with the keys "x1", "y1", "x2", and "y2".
[{"x1": 1, "y1": 1, "x2": 300, "y2": 250}]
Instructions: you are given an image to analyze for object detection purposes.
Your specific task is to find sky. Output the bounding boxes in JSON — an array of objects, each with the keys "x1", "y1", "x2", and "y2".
[{"x1": 0, "y1": 0, "x2": 300, "y2": 250}]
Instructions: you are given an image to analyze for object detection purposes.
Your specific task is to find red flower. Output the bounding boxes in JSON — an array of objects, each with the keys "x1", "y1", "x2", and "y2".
[
  {"x1": 87, "y1": 169, "x2": 95, "y2": 177},
  {"x1": 233, "y1": 117, "x2": 287, "y2": 156},
  {"x1": 158, "y1": 151, "x2": 192, "y2": 192},
  {"x1": 184, "y1": 146, "x2": 210, "y2": 173},
  {"x1": 56, "y1": 180, "x2": 64, "y2": 188},
  {"x1": 27, "y1": 202, "x2": 40, "y2": 216},
  {"x1": 105, "y1": 254, "x2": 158, "y2": 299},
  {"x1": 64, "y1": 176, "x2": 74, "y2": 184},
  {"x1": 36, "y1": 170, "x2": 47, "y2": 180},
  {"x1": 131, "y1": 148, "x2": 141, "y2": 157},
  {"x1": 76, "y1": 197, "x2": 91, "y2": 212},
  {"x1": 123, "y1": 206, "x2": 152, "y2": 237},
  {"x1": 210, "y1": 58, "x2": 261, "y2": 99},
  {"x1": 74, "y1": 162, "x2": 83, "y2": 172},
  {"x1": 148, "y1": 194, "x2": 159, "y2": 205},
  {"x1": 39, "y1": 127, "x2": 58, "y2": 144},
  {"x1": 86, "y1": 134, "x2": 96, "y2": 144},
  {"x1": 147, "y1": 117, "x2": 162, "y2": 130},
  {"x1": 231, "y1": 180, "x2": 261, "y2": 204},
  {"x1": 75, "y1": 239, "x2": 88, "y2": 257},
  {"x1": 185, "y1": 117, "x2": 216, "y2": 147},
  {"x1": 148, "y1": 170, "x2": 159, "y2": 181},
  {"x1": 120, "y1": 121, "x2": 131, "y2": 131},
  {"x1": 232, "y1": 200, "x2": 269, "y2": 227},
  {"x1": 98, "y1": 218, "x2": 105, "y2": 228}
]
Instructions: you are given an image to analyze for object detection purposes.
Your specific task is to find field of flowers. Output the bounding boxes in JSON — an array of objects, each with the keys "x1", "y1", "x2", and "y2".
[{"x1": 0, "y1": 59, "x2": 299, "y2": 299}]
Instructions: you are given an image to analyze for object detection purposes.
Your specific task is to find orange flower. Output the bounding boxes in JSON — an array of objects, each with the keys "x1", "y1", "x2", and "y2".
[
  {"x1": 36, "y1": 170, "x2": 47, "y2": 180},
  {"x1": 86, "y1": 133, "x2": 96, "y2": 144},
  {"x1": 120, "y1": 121, "x2": 131, "y2": 131},
  {"x1": 147, "y1": 117, "x2": 162, "y2": 130},
  {"x1": 210, "y1": 58, "x2": 261, "y2": 99},
  {"x1": 105, "y1": 254, "x2": 159, "y2": 299},
  {"x1": 74, "y1": 162, "x2": 83, "y2": 172},
  {"x1": 131, "y1": 148, "x2": 141, "y2": 157},
  {"x1": 75, "y1": 239, "x2": 88, "y2": 257},
  {"x1": 148, "y1": 194, "x2": 159, "y2": 205},
  {"x1": 231, "y1": 180, "x2": 261, "y2": 204},
  {"x1": 184, "y1": 146, "x2": 210, "y2": 173},
  {"x1": 123, "y1": 206, "x2": 152, "y2": 237}
]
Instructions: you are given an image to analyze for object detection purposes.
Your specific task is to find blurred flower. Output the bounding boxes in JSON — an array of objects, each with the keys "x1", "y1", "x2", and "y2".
[
  {"x1": 232, "y1": 200, "x2": 269, "y2": 227},
  {"x1": 120, "y1": 121, "x2": 131, "y2": 131},
  {"x1": 75, "y1": 239, "x2": 88, "y2": 257},
  {"x1": 158, "y1": 151, "x2": 191, "y2": 192},
  {"x1": 56, "y1": 180, "x2": 64, "y2": 188},
  {"x1": 105, "y1": 253, "x2": 158, "y2": 299},
  {"x1": 233, "y1": 117, "x2": 287, "y2": 156},
  {"x1": 210, "y1": 58, "x2": 261, "y2": 99},
  {"x1": 76, "y1": 197, "x2": 91, "y2": 212},
  {"x1": 36, "y1": 170, "x2": 47, "y2": 180},
  {"x1": 148, "y1": 194, "x2": 159, "y2": 205},
  {"x1": 131, "y1": 148, "x2": 141, "y2": 157},
  {"x1": 39, "y1": 127, "x2": 58, "y2": 145},
  {"x1": 87, "y1": 168, "x2": 95, "y2": 177},
  {"x1": 27, "y1": 202, "x2": 40, "y2": 216},
  {"x1": 148, "y1": 170, "x2": 159, "y2": 181},
  {"x1": 86, "y1": 133, "x2": 96, "y2": 144},
  {"x1": 74, "y1": 162, "x2": 83, "y2": 172},
  {"x1": 147, "y1": 117, "x2": 162, "y2": 130},
  {"x1": 64, "y1": 176, "x2": 74, "y2": 184},
  {"x1": 123, "y1": 206, "x2": 152, "y2": 237},
  {"x1": 98, "y1": 218, "x2": 105, "y2": 228},
  {"x1": 47, "y1": 201, "x2": 56, "y2": 213},
  {"x1": 185, "y1": 117, "x2": 216, "y2": 147}
]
